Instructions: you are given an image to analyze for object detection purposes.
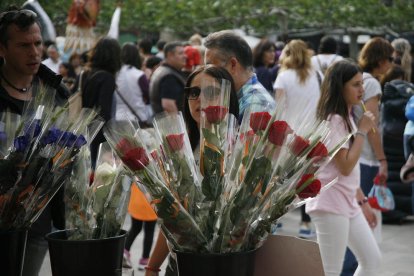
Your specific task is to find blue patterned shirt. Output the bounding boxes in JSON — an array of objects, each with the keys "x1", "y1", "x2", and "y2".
[{"x1": 237, "y1": 74, "x2": 276, "y2": 121}]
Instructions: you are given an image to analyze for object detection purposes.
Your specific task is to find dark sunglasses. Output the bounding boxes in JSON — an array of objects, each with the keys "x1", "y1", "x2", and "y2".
[
  {"x1": 184, "y1": 86, "x2": 201, "y2": 100},
  {"x1": 0, "y1": 9, "x2": 37, "y2": 25}
]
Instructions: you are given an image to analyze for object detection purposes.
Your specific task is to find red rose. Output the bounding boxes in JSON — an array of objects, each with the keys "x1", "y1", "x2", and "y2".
[
  {"x1": 239, "y1": 130, "x2": 255, "y2": 141},
  {"x1": 202, "y1": 106, "x2": 229, "y2": 124},
  {"x1": 290, "y1": 135, "x2": 310, "y2": 156},
  {"x1": 116, "y1": 138, "x2": 134, "y2": 154},
  {"x1": 166, "y1": 133, "x2": 185, "y2": 152},
  {"x1": 268, "y1": 120, "x2": 292, "y2": 146},
  {"x1": 250, "y1": 112, "x2": 271, "y2": 132},
  {"x1": 296, "y1": 174, "x2": 321, "y2": 199},
  {"x1": 121, "y1": 147, "x2": 149, "y2": 171},
  {"x1": 307, "y1": 141, "x2": 328, "y2": 160}
]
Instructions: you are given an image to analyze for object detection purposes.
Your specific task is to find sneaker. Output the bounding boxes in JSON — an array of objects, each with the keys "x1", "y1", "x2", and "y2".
[
  {"x1": 138, "y1": 257, "x2": 149, "y2": 271},
  {"x1": 298, "y1": 223, "x2": 316, "y2": 239},
  {"x1": 123, "y1": 249, "x2": 132, "y2": 268},
  {"x1": 270, "y1": 222, "x2": 283, "y2": 235}
]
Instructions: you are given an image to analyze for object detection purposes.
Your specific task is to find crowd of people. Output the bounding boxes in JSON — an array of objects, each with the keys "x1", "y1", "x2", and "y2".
[{"x1": 1, "y1": 4, "x2": 414, "y2": 276}]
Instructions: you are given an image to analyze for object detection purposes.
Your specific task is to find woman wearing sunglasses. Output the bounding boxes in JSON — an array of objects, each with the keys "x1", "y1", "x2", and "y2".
[{"x1": 144, "y1": 65, "x2": 239, "y2": 276}]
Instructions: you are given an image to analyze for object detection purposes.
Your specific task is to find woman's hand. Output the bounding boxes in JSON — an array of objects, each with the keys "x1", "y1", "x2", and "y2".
[
  {"x1": 378, "y1": 160, "x2": 388, "y2": 184},
  {"x1": 362, "y1": 203, "x2": 377, "y2": 228},
  {"x1": 358, "y1": 111, "x2": 376, "y2": 133}
]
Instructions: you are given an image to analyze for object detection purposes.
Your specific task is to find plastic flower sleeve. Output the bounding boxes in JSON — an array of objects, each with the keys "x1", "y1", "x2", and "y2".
[
  {"x1": 0, "y1": 102, "x2": 100, "y2": 230},
  {"x1": 0, "y1": 112, "x2": 20, "y2": 158},
  {"x1": 153, "y1": 112, "x2": 202, "y2": 216},
  {"x1": 104, "y1": 119, "x2": 208, "y2": 252},
  {"x1": 91, "y1": 143, "x2": 130, "y2": 239}
]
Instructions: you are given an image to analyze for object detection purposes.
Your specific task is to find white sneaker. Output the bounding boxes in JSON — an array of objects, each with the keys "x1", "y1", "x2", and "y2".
[{"x1": 123, "y1": 249, "x2": 132, "y2": 268}]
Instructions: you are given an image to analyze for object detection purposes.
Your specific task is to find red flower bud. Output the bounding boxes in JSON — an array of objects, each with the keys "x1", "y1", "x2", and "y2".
[
  {"x1": 239, "y1": 130, "x2": 255, "y2": 141},
  {"x1": 296, "y1": 174, "x2": 321, "y2": 199},
  {"x1": 268, "y1": 120, "x2": 292, "y2": 146},
  {"x1": 121, "y1": 147, "x2": 149, "y2": 171},
  {"x1": 116, "y1": 138, "x2": 134, "y2": 154},
  {"x1": 166, "y1": 133, "x2": 185, "y2": 152},
  {"x1": 202, "y1": 106, "x2": 228, "y2": 124},
  {"x1": 307, "y1": 141, "x2": 328, "y2": 160},
  {"x1": 250, "y1": 112, "x2": 271, "y2": 132},
  {"x1": 290, "y1": 135, "x2": 310, "y2": 156}
]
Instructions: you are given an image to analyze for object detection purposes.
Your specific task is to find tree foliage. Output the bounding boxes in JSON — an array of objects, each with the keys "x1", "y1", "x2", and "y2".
[{"x1": 1, "y1": 0, "x2": 414, "y2": 38}]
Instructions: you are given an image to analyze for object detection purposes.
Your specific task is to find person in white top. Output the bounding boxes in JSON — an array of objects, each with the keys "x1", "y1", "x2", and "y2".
[
  {"x1": 273, "y1": 39, "x2": 322, "y2": 237},
  {"x1": 274, "y1": 39, "x2": 322, "y2": 123},
  {"x1": 115, "y1": 42, "x2": 150, "y2": 124},
  {"x1": 41, "y1": 44, "x2": 62, "y2": 74},
  {"x1": 311, "y1": 36, "x2": 343, "y2": 75}
]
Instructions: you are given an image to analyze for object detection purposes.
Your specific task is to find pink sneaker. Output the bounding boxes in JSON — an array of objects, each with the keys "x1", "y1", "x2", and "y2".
[
  {"x1": 138, "y1": 258, "x2": 149, "y2": 271},
  {"x1": 123, "y1": 249, "x2": 132, "y2": 268}
]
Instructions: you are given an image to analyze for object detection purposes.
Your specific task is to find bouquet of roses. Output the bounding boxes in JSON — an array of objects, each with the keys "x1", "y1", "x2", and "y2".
[
  {"x1": 103, "y1": 81, "x2": 350, "y2": 253},
  {"x1": 0, "y1": 84, "x2": 101, "y2": 231},
  {"x1": 65, "y1": 140, "x2": 131, "y2": 240}
]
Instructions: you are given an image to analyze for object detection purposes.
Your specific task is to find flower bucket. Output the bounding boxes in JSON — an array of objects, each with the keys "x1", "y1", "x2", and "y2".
[
  {"x1": 173, "y1": 248, "x2": 258, "y2": 276},
  {"x1": 0, "y1": 228, "x2": 28, "y2": 276},
  {"x1": 45, "y1": 229, "x2": 127, "y2": 276}
]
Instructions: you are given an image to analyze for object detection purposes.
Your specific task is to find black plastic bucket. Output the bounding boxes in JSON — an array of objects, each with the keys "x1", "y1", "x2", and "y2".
[
  {"x1": 45, "y1": 229, "x2": 127, "y2": 276},
  {"x1": 0, "y1": 228, "x2": 28, "y2": 276},
  {"x1": 174, "y1": 248, "x2": 258, "y2": 276}
]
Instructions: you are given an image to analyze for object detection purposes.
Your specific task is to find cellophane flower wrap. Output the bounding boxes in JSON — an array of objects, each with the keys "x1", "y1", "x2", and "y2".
[
  {"x1": 0, "y1": 84, "x2": 99, "y2": 231},
  {"x1": 104, "y1": 86, "x2": 351, "y2": 253},
  {"x1": 65, "y1": 140, "x2": 131, "y2": 240},
  {"x1": 104, "y1": 120, "x2": 208, "y2": 251}
]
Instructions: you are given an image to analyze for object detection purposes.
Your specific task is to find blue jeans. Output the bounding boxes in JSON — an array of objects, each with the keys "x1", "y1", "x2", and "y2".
[{"x1": 341, "y1": 163, "x2": 379, "y2": 276}]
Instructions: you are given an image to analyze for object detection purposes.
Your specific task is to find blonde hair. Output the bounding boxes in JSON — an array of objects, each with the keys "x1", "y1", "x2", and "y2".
[
  {"x1": 279, "y1": 39, "x2": 312, "y2": 84},
  {"x1": 392, "y1": 38, "x2": 412, "y2": 82}
]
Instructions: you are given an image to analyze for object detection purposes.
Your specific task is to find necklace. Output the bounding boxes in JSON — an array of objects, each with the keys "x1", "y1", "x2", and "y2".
[{"x1": 0, "y1": 70, "x2": 32, "y2": 93}]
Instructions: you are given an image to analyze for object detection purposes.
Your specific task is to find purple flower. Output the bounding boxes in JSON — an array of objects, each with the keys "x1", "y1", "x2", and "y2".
[
  {"x1": 40, "y1": 127, "x2": 62, "y2": 146},
  {"x1": 24, "y1": 119, "x2": 41, "y2": 138},
  {"x1": 59, "y1": 132, "x2": 87, "y2": 148},
  {"x1": 14, "y1": 135, "x2": 30, "y2": 152},
  {"x1": 75, "y1": 135, "x2": 87, "y2": 148}
]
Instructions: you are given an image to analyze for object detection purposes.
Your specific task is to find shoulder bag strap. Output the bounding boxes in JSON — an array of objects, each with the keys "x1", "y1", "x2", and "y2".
[
  {"x1": 78, "y1": 71, "x2": 84, "y2": 94},
  {"x1": 115, "y1": 87, "x2": 145, "y2": 123}
]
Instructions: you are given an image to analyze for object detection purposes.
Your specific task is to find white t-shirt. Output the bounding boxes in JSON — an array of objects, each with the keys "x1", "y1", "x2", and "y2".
[
  {"x1": 273, "y1": 68, "x2": 322, "y2": 121},
  {"x1": 352, "y1": 72, "x2": 382, "y2": 166},
  {"x1": 311, "y1": 54, "x2": 343, "y2": 74}
]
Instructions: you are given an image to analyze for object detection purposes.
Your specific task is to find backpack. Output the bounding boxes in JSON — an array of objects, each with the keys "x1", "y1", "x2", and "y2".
[{"x1": 405, "y1": 95, "x2": 414, "y2": 121}]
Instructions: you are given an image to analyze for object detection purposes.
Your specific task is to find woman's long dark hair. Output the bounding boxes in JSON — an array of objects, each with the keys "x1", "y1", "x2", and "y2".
[
  {"x1": 316, "y1": 59, "x2": 362, "y2": 133},
  {"x1": 87, "y1": 36, "x2": 121, "y2": 76},
  {"x1": 121, "y1": 42, "x2": 142, "y2": 69},
  {"x1": 183, "y1": 66, "x2": 239, "y2": 150}
]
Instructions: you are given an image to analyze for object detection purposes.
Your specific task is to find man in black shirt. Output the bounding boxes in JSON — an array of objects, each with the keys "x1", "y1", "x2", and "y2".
[
  {"x1": 149, "y1": 41, "x2": 186, "y2": 115},
  {"x1": 0, "y1": 6, "x2": 69, "y2": 276}
]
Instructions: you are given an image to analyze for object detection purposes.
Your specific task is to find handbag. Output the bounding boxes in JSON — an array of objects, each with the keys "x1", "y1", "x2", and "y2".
[
  {"x1": 368, "y1": 175, "x2": 395, "y2": 212},
  {"x1": 115, "y1": 88, "x2": 152, "y2": 129},
  {"x1": 68, "y1": 71, "x2": 84, "y2": 122}
]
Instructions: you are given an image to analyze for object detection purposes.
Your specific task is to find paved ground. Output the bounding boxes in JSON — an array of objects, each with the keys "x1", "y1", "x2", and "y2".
[{"x1": 40, "y1": 209, "x2": 414, "y2": 276}]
